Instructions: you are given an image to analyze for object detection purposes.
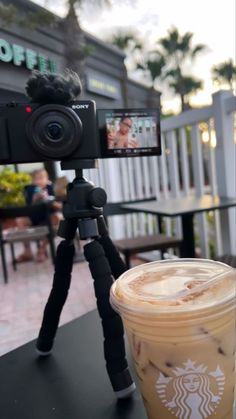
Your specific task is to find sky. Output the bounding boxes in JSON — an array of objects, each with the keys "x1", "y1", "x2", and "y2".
[{"x1": 32, "y1": 0, "x2": 235, "y2": 112}]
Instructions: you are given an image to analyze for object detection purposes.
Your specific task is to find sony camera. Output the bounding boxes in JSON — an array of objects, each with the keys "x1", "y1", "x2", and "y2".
[
  {"x1": 0, "y1": 100, "x2": 98, "y2": 164},
  {"x1": 0, "y1": 101, "x2": 161, "y2": 164},
  {"x1": 0, "y1": 71, "x2": 161, "y2": 164}
]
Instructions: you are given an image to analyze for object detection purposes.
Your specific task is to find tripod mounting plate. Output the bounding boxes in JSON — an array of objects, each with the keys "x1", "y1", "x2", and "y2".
[{"x1": 61, "y1": 159, "x2": 98, "y2": 170}]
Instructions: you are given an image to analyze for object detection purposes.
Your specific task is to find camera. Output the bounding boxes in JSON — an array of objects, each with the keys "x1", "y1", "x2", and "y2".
[
  {"x1": 0, "y1": 102, "x2": 161, "y2": 164},
  {"x1": 0, "y1": 100, "x2": 98, "y2": 164},
  {"x1": 0, "y1": 71, "x2": 161, "y2": 165}
]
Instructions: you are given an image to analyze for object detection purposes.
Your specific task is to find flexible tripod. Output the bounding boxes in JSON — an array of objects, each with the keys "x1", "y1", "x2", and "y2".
[{"x1": 36, "y1": 160, "x2": 136, "y2": 399}]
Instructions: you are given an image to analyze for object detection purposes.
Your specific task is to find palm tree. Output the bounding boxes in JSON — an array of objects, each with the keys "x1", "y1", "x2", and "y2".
[
  {"x1": 137, "y1": 55, "x2": 165, "y2": 89},
  {"x1": 109, "y1": 30, "x2": 143, "y2": 74},
  {"x1": 109, "y1": 31, "x2": 165, "y2": 94},
  {"x1": 108, "y1": 30, "x2": 143, "y2": 106},
  {"x1": 158, "y1": 27, "x2": 206, "y2": 68},
  {"x1": 156, "y1": 27, "x2": 206, "y2": 110},
  {"x1": 59, "y1": 0, "x2": 113, "y2": 86},
  {"x1": 212, "y1": 59, "x2": 236, "y2": 90},
  {"x1": 167, "y1": 69, "x2": 203, "y2": 110},
  {"x1": 110, "y1": 31, "x2": 143, "y2": 53}
]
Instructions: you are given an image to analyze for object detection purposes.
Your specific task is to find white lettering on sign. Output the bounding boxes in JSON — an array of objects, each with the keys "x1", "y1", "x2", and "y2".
[{"x1": 0, "y1": 38, "x2": 57, "y2": 72}]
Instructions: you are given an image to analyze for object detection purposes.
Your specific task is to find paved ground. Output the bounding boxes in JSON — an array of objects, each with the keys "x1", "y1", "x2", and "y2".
[
  {"x1": 0, "y1": 241, "x2": 99, "y2": 356},
  {"x1": 0, "y1": 241, "x2": 143, "y2": 357}
]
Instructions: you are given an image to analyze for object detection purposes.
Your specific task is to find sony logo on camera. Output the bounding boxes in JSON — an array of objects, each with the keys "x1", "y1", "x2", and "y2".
[{"x1": 72, "y1": 104, "x2": 90, "y2": 110}]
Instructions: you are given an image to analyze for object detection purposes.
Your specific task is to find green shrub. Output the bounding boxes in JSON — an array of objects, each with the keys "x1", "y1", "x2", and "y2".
[{"x1": 0, "y1": 168, "x2": 31, "y2": 207}]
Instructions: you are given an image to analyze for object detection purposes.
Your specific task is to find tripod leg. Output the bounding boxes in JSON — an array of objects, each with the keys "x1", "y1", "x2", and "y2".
[
  {"x1": 98, "y1": 235, "x2": 127, "y2": 279},
  {"x1": 84, "y1": 240, "x2": 135, "y2": 399},
  {"x1": 97, "y1": 216, "x2": 127, "y2": 279},
  {"x1": 36, "y1": 240, "x2": 75, "y2": 355}
]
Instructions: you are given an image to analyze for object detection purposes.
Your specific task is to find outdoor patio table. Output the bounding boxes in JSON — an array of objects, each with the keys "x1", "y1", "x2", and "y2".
[
  {"x1": 121, "y1": 194, "x2": 236, "y2": 258},
  {"x1": 0, "y1": 309, "x2": 146, "y2": 419}
]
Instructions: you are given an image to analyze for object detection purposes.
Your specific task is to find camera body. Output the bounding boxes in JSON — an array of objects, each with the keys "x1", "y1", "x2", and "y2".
[
  {"x1": 0, "y1": 101, "x2": 161, "y2": 165},
  {"x1": 0, "y1": 100, "x2": 98, "y2": 164}
]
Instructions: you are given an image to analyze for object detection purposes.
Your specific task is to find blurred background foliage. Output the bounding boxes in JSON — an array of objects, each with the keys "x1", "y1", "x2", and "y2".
[{"x1": 0, "y1": 168, "x2": 31, "y2": 207}]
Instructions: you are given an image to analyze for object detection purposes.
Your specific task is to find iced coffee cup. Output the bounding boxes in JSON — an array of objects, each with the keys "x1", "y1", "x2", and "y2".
[{"x1": 110, "y1": 259, "x2": 236, "y2": 419}]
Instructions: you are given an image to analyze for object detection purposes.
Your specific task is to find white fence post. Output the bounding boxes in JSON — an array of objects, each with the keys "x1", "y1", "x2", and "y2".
[
  {"x1": 191, "y1": 124, "x2": 209, "y2": 258},
  {"x1": 213, "y1": 90, "x2": 236, "y2": 255},
  {"x1": 179, "y1": 128, "x2": 190, "y2": 195},
  {"x1": 207, "y1": 124, "x2": 223, "y2": 256},
  {"x1": 166, "y1": 130, "x2": 182, "y2": 238},
  {"x1": 160, "y1": 135, "x2": 171, "y2": 236}
]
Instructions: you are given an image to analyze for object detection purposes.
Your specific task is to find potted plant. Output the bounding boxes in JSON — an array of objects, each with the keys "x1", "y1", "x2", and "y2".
[{"x1": 0, "y1": 168, "x2": 32, "y2": 228}]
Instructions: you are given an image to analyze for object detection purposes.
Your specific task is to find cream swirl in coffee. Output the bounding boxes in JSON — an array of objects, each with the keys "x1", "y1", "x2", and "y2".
[{"x1": 112, "y1": 259, "x2": 235, "y2": 312}]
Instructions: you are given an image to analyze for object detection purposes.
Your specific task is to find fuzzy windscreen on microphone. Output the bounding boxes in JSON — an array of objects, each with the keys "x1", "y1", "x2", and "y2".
[{"x1": 25, "y1": 70, "x2": 82, "y2": 105}]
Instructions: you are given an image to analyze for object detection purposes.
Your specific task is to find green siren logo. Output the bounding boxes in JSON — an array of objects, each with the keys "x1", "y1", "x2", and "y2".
[
  {"x1": 0, "y1": 38, "x2": 57, "y2": 73},
  {"x1": 156, "y1": 360, "x2": 225, "y2": 418}
]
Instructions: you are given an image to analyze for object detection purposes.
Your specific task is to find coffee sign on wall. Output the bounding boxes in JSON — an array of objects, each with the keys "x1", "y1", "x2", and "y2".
[{"x1": 0, "y1": 38, "x2": 57, "y2": 72}]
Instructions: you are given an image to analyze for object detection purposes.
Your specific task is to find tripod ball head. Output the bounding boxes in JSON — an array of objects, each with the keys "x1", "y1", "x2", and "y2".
[
  {"x1": 89, "y1": 187, "x2": 107, "y2": 208},
  {"x1": 63, "y1": 172, "x2": 107, "y2": 220}
]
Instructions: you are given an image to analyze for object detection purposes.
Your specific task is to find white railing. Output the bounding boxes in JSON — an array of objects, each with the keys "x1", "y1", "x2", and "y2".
[{"x1": 58, "y1": 90, "x2": 236, "y2": 257}]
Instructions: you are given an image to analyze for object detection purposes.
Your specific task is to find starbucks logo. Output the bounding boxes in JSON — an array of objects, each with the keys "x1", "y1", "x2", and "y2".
[{"x1": 155, "y1": 360, "x2": 225, "y2": 418}]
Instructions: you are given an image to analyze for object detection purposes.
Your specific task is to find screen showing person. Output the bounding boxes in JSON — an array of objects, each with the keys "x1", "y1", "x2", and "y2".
[
  {"x1": 107, "y1": 117, "x2": 139, "y2": 149},
  {"x1": 98, "y1": 109, "x2": 161, "y2": 158}
]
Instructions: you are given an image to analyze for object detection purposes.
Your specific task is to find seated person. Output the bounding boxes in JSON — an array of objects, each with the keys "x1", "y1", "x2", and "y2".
[
  {"x1": 16, "y1": 169, "x2": 63, "y2": 263},
  {"x1": 107, "y1": 117, "x2": 139, "y2": 149}
]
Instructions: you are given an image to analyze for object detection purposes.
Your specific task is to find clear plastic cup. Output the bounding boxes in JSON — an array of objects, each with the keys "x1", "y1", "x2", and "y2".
[{"x1": 110, "y1": 259, "x2": 236, "y2": 419}]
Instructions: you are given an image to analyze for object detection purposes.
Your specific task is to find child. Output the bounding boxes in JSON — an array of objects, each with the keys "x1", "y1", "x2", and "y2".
[{"x1": 16, "y1": 169, "x2": 62, "y2": 263}]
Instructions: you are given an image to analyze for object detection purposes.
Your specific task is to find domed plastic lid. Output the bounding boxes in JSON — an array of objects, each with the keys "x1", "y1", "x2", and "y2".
[{"x1": 110, "y1": 259, "x2": 236, "y2": 314}]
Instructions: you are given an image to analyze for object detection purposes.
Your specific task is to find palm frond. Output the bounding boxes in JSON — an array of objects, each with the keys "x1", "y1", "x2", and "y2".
[
  {"x1": 212, "y1": 59, "x2": 236, "y2": 87},
  {"x1": 191, "y1": 44, "x2": 206, "y2": 57}
]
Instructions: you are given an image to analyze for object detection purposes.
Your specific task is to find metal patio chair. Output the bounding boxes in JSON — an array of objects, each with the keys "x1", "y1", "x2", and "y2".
[{"x1": 0, "y1": 202, "x2": 56, "y2": 283}]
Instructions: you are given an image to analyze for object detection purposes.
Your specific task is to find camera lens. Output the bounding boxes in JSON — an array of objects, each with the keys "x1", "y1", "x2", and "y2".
[
  {"x1": 46, "y1": 122, "x2": 64, "y2": 141},
  {"x1": 26, "y1": 104, "x2": 82, "y2": 159}
]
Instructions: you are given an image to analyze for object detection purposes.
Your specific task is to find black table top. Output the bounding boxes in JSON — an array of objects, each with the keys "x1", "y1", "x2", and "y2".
[
  {"x1": 121, "y1": 194, "x2": 236, "y2": 217},
  {"x1": 0, "y1": 310, "x2": 147, "y2": 419}
]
